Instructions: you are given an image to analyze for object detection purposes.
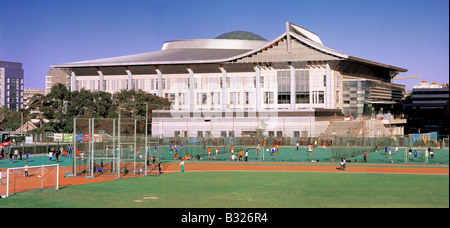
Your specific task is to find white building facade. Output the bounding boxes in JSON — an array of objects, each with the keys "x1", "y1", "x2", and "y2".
[{"x1": 52, "y1": 22, "x2": 407, "y2": 138}]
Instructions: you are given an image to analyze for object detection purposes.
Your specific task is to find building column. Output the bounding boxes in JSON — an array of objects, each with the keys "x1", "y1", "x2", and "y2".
[
  {"x1": 220, "y1": 67, "x2": 227, "y2": 111},
  {"x1": 126, "y1": 68, "x2": 132, "y2": 90},
  {"x1": 187, "y1": 67, "x2": 194, "y2": 112},
  {"x1": 289, "y1": 63, "x2": 295, "y2": 110},
  {"x1": 156, "y1": 67, "x2": 162, "y2": 97},
  {"x1": 325, "y1": 63, "x2": 331, "y2": 109},
  {"x1": 97, "y1": 69, "x2": 104, "y2": 91},
  {"x1": 71, "y1": 71, "x2": 76, "y2": 92},
  {"x1": 254, "y1": 65, "x2": 261, "y2": 111}
]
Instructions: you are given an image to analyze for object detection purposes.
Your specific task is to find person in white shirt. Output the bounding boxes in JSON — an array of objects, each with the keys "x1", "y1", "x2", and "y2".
[
  {"x1": 180, "y1": 160, "x2": 185, "y2": 173},
  {"x1": 14, "y1": 149, "x2": 19, "y2": 160}
]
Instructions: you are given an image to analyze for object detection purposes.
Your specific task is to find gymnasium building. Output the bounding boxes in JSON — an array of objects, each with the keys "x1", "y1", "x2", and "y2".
[{"x1": 52, "y1": 22, "x2": 408, "y2": 138}]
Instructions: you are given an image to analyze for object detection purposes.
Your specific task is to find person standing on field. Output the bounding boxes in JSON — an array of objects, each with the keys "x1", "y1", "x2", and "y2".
[
  {"x1": 180, "y1": 159, "x2": 185, "y2": 173},
  {"x1": 24, "y1": 163, "x2": 29, "y2": 177},
  {"x1": 0, "y1": 169, "x2": 4, "y2": 186}
]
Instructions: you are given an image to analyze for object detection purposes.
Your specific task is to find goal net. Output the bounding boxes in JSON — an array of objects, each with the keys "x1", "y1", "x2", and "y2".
[{"x1": 1, "y1": 164, "x2": 59, "y2": 198}]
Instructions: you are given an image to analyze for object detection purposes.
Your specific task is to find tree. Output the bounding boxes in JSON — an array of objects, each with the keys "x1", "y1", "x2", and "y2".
[
  {"x1": 26, "y1": 85, "x2": 171, "y2": 134},
  {"x1": 0, "y1": 106, "x2": 22, "y2": 131},
  {"x1": 112, "y1": 89, "x2": 171, "y2": 118}
]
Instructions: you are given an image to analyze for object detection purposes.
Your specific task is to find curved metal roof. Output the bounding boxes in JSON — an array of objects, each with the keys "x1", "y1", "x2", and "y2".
[{"x1": 51, "y1": 22, "x2": 407, "y2": 74}]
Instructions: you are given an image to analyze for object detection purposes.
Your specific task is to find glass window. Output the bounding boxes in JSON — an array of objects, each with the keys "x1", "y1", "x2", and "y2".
[
  {"x1": 278, "y1": 92, "x2": 290, "y2": 104},
  {"x1": 318, "y1": 91, "x2": 324, "y2": 103},
  {"x1": 264, "y1": 92, "x2": 274, "y2": 104},
  {"x1": 202, "y1": 93, "x2": 207, "y2": 105},
  {"x1": 277, "y1": 71, "x2": 290, "y2": 92},
  {"x1": 296, "y1": 92, "x2": 309, "y2": 104}
]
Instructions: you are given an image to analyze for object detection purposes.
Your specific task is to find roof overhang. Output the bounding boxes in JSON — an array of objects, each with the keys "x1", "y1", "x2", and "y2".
[{"x1": 51, "y1": 21, "x2": 407, "y2": 78}]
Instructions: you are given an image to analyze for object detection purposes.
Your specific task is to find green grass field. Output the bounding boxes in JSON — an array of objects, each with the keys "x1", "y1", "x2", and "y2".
[{"x1": 1, "y1": 171, "x2": 448, "y2": 208}]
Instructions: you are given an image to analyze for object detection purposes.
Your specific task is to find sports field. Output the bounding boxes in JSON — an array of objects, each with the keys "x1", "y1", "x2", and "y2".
[
  {"x1": 0, "y1": 146, "x2": 448, "y2": 208},
  {"x1": 0, "y1": 167, "x2": 448, "y2": 208}
]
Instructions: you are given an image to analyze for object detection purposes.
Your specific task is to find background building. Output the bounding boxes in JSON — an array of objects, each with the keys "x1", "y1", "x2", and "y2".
[
  {"x1": 0, "y1": 61, "x2": 24, "y2": 111},
  {"x1": 23, "y1": 88, "x2": 45, "y2": 109},
  {"x1": 52, "y1": 22, "x2": 408, "y2": 138},
  {"x1": 45, "y1": 69, "x2": 70, "y2": 94},
  {"x1": 404, "y1": 79, "x2": 449, "y2": 137}
]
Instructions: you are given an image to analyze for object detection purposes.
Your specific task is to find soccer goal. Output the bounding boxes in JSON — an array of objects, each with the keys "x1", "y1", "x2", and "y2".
[{"x1": 3, "y1": 164, "x2": 59, "y2": 198}]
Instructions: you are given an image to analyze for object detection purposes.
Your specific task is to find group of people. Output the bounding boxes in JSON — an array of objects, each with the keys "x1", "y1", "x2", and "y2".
[
  {"x1": 230, "y1": 148, "x2": 248, "y2": 162},
  {"x1": 407, "y1": 146, "x2": 436, "y2": 161},
  {"x1": 47, "y1": 147, "x2": 68, "y2": 162},
  {"x1": 0, "y1": 148, "x2": 30, "y2": 164}
]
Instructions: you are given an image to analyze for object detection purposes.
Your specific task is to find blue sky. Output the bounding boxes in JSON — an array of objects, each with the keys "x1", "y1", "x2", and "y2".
[{"x1": 0, "y1": 0, "x2": 448, "y2": 90}]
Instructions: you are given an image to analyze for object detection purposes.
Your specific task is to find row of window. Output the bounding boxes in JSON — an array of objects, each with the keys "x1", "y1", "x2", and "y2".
[
  {"x1": 76, "y1": 69, "x2": 332, "y2": 92},
  {"x1": 174, "y1": 130, "x2": 309, "y2": 138},
  {"x1": 165, "y1": 91, "x2": 326, "y2": 106}
]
